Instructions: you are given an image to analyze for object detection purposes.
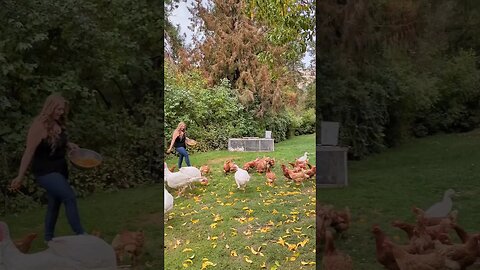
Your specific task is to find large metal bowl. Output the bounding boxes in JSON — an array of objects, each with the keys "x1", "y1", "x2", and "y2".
[
  {"x1": 68, "y1": 148, "x2": 103, "y2": 169},
  {"x1": 186, "y1": 139, "x2": 197, "y2": 146}
]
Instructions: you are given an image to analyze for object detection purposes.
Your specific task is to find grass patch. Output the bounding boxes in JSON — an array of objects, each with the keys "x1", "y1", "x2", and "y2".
[
  {"x1": 318, "y1": 130, "x2": 480, "y2": 269},
  {"x1": 164, "y1": 134, "x2": 316, "y2": 269},
  {"x1": 1, "y1": 134, "x2": 315, "y2": 270}
]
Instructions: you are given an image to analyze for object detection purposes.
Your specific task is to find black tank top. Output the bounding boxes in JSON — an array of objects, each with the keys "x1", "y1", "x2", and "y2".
[
  {"x1": 174, "y1": 132, "x2": 186, "y2": 148},
  {"x1": 31, "y1": 129, "x2": 69, "y2": 179}
]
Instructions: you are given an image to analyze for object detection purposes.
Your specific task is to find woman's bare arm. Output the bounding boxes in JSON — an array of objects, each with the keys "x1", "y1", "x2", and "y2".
[
  {"x1": 168, "y1": 131, "x2": 178, "y2": 150},
  {"x1": 16, "y1": 121, "x2": 44, "y2": 179}
]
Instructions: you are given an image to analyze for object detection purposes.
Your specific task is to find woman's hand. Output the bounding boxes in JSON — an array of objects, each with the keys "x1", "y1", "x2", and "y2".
[
  {"x1": 9, "y1": 176, "x2": 23, "y2": 191},
  {"x1": 167, "y1": 147, "x2": 172, "y2": 154}
]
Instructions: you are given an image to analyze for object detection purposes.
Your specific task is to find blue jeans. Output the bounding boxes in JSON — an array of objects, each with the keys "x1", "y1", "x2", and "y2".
[
  {"x1": 36, "y1": 172, "x2": 85, "y2": 241},
  {"x1": 176, "y1": 147, "x2": 191, "y2": 168}
]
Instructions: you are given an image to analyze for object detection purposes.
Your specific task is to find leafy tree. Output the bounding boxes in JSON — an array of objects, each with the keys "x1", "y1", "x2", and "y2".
[{"x1": 189, "y1": 0, "x2": 298, "y2": 117}]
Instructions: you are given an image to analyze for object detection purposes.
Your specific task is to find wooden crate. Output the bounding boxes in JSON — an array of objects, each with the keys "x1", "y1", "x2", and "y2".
[{"x1": 316, "y1": 145, "x2": 348, "y2": 187}]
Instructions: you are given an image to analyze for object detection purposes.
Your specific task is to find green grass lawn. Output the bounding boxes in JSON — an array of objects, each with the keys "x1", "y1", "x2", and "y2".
[
  {"x1": 318, "y1": 130, "x2": 480, "y2": 269},
  {"x1": 1, "y1": 134, "x2": 316, "y2": 270},
  {"x1": 164, "y1": 134, "x2": 316, "y2": 270}
]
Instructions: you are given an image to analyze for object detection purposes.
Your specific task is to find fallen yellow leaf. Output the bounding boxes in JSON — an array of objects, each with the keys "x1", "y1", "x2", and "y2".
[
  {"x1": 287, "y1": 243, "x2": 297, "y2": 251},
  {"x1": 201, "y1": 259, "x2": 217, "y2": 270},
  {"x1": 230, "y1": 250, "x2": 238, "y2": 257},
  {"x1": 260, "y1": 262, "x2": 266, "y2": 268},
  {"x1": 183, "y1": 259, "x2": 193, "y2": 268},
  {"x1": 277, "y1": 237, "x2": 286, "y2": 247},
  {"x1": 244, "y1": 256, "x2": 253, "y2": 263},
  {"x1": 297, "y1": 238, "x2": 309, "y2": 248},
  {"x1": 210, "y1": 223, "x2": 217, "y2": 229},
  {"x1": 301, "y1": 261, "x2": 316, "y2": 265},
  {"x1": 182, "y1": 248, "x2": 193, "y2": 253},
  {"x1": 260, "y1": 227, "x2": 270, "y2": 233},
  {"x1": 191, "y1": 219, "x2": 199, "y2": 224}
]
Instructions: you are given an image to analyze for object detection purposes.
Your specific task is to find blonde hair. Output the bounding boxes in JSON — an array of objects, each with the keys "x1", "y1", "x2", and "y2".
[
  {"x1": 175, "y1": 121, "x2": 186, "y2": 138},
  {"x1": 35, "y1": 93, "x2": 69, "y2": 152}
]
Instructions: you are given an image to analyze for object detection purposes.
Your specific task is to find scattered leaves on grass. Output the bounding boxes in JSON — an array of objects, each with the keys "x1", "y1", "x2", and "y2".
[{"x1": 201, "y1": 258, "x2": 216, "y2": 269}]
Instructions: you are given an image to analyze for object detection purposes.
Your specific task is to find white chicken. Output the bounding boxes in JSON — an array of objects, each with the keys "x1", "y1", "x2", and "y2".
[
  {"x1": 164, "y1": 163, "x2": 208, "y2": 197},
  {"x1": 425, "y1": 189, "x2": 456, "y2": 218},
  {"x1": 164, "y1": 187, "x2": 174, "y2": 218},
  {"x1": 297, "y1": 152, "x2": 309, "y2": 162},
  {"x1": 0, "y1": 221, "x2": 117, "y2": 270},
  {"x1": 178, "y1": 166, "x2": 202, "y2": 178},
  {"x1": 233, "y1": 164, "x2": 250, "y2": 191},
  {"x1": 178, "y1": 166, "x2": 203, "y2": 190}
]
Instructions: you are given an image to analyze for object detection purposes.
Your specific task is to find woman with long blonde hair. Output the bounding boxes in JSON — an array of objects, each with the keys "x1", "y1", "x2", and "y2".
[
  {"x1": 10, "y1": 93, "x2": 86, "y2": 242},
  {"x1": 167, "y1": 121, "x2": 192, "y2": 168}
]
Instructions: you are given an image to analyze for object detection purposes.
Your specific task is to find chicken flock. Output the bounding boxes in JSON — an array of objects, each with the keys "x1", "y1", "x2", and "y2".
[
  {"x1": 318, "y1": 189, "x2": 480, "y2": 270},
  {"x1": 164, "y1": 151, "x2": 316, "y2": 218}
]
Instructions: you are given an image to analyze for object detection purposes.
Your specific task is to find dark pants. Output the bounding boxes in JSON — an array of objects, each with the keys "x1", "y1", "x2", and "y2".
[
  {"x1": 36, "y1": 172, "x2": 85, "y2": 241},
  {"x1": 176, "y1": 147, "x2": 191, "y2": 168}
]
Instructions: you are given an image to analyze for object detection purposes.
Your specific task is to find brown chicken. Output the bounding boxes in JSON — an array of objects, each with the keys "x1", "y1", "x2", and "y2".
[
  {"x1": 433, "y1": 233, "x2": 480, "y2": 269},
  {"x1": 200, "y1": 165, "x2": 210, "y2": 175},
  {"x1": 372, "y1": 225, "x2": 400, "y2": 270},
  {"x1": 392, "y1": 220, "x2": 416, "y2": 240},
  {"x1": 14, "y1": 232, "x2": 37, "y2": 253},
  {"x1": 288, "y1": 169, "x2": 308, "y2": 184},
  {"x1": 330, "y1": 207, "x2": 351, "y2": 235},
  {"x1": 288, "y1": 162, "x2": 304, "y2": 172},
  {"x1": 393, "y1": 219, "x2": 452, "y2": 244},
  {"x1": 385, "y1": 239, "x2": 454, "y2": 270},
  {"x1": 294, "y1": 159, "x2": 308, "y2": 170},
  {"x1": 321, "y1": 230, "x2": 353, "y2": 270},
  {"x1": 223, "y1": 160, "x2": 237, "y2": 174},
  {"x1": 243, "y1": 158, "x2": 259, "y2": 171},
  {"x1": 265, "y1": 167, "x2": 276, "y2": 186},
  {"x1": 317, "y1": 213, "x2": 330, "y2": 245},
  {"x1": 267, "y1": 157, "x2": 275, "y2": 167},
  {"x1": 255, "y1": 159, "x2": 268, "y2": 173},
  {"x1": 452, "y1": 224, "x2": 480, "y2": 257},
  {"x1": 305, "y1": 165, "x2": 316, "y2": 179},
  {"x1": 281, "y1": 164, "x2": 292, "y2": 180},
  {"x1": 409, "y1": 221, "x2": 435, "y2": 254},
  {"x1": 112, "y1": 230, "x2": 145, "y2": 266}
]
